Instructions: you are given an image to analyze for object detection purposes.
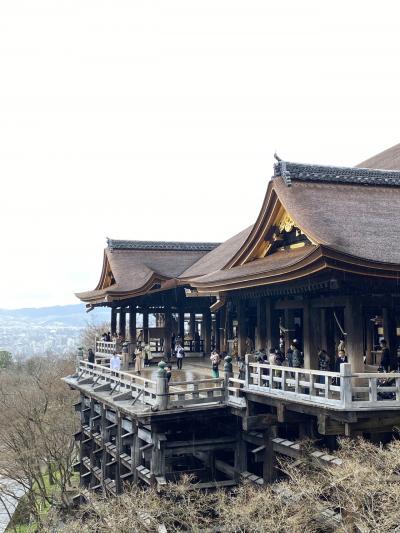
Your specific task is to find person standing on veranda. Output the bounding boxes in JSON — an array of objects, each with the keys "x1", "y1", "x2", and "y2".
[
  {"x1": 175, "y1": 342, "x2": 185, "y2": 370},
  {"x1": 134, "y1": 346, "x2": 143, "y2": 375},
  {"x1": 110, "y1": 352, "x2": 121, "y2": 372},
  {"x1": 210, "y1": 350, "x2": 221, "y2": 378}
]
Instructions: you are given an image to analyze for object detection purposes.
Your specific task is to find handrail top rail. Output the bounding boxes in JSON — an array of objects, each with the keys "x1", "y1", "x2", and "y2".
[
  {"x1": 248, "y1": 362, "x2": 400, "y2": 380},
  {"x1": 170, "y1": 378, "x2": 224, "y2": 386},
  {"x1": 248, "y1": 362, "x2": 340, "y2": 377},
  {"x1": 229, "y1": 377, "x2": 245, "y2": 384},
  {"x1": 79, "y1": 361, "x2": 156, "y2": 386}
]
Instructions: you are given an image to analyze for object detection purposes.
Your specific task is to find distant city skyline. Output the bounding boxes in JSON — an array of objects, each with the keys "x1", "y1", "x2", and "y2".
[{"x1": 1, "y1": 1, "x2": 400, "y2": 308}]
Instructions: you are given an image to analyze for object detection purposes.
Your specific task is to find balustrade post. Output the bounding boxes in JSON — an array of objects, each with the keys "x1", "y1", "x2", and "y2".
[
  {"x1": 122, "y1": 342, "x2": 129, "y2": 371},
  {"x1": 76, "y1": 346, "x2": 84, "y2": 376},
  {"x1": 369, "y1": 377, "x2": 378, "y2": 403},
  {"x1": 340, "y1": 363, "x2": 353, "y2": 408},
  {"x1": 245, "y1": 353, "x2": 250, "y2": 388},
  {"x1": 224, "y1": 355, "x2": 233, "y2": 402},
  {"x1": 153, "y1": 361, "x2": 169, "y2": 411}
]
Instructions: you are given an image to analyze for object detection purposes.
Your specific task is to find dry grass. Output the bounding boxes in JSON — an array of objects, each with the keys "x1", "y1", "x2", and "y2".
[{"x1": 42, "y1": 437, "x2": 400, "y2": 533}]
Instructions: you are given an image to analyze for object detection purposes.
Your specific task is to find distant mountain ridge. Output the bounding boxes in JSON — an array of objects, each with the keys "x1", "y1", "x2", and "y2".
[{"x1": 0, "y1": 304, "x2": 110, "y2": 328}]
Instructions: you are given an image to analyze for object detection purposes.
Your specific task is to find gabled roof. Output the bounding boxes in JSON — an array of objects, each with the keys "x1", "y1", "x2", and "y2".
[
  {"x1": 187, "y1": 159, "x2": 400, "y2": 294},
  {"x1": 76, "y1": 241, "x2": 216, "y2": 304},
  {"x1": 357, "y1": 143, "x2": 400, "y2": 171}
]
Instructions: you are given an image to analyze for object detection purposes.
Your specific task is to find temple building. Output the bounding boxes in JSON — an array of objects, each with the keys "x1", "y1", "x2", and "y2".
[{"x1": 67, "y1": 144, "x2": 400, "y2": 494}]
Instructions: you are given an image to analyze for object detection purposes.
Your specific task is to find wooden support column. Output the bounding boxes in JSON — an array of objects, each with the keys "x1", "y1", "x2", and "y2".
[
  {"x1": 263, "y1": 426, "x2": 278, "y2": 483},
  {"x1": 344, "y1": 297, "x2": 364, "y2": 373},
  {"x1": 283, "y1": 308, "x2": 295, "y2": 353},
  {"x1": 237, "y1": 301, "x2": 247, "y2": 357},
  {"x1": 383, "y1": 306, "x2": 397, "y2": 368},
  {"x1": 129, "y1": 306, "x2": 136, "y2": 345},
  {"x1": 111, "y1": 308, "x2": 117, "y2": 336},
  {"x1": 234, "y1": 428, "x2": 247, "y2": 481},
  {"x1": 266, "y1": 299, "x2": 272, "y2": 353},
  {"x1": 131, "y1": 425, "x2": 140, "y2": 483},
  {"x1": 303, "y1": 302, "x2": 319, "y2": 370},
  {"x1": 189, "y1": 313, "x2": 196, "y2": 339},
  {"x1": 143, "y1": 310, "x2": 149, "y2": 343},
  {"x1": 203, "y1": 308, "x2": 212, "y2": 354},
  {"x1": 115, "y1": 414, "x2": 122, "y2": 494},
  {"x1": 320, "y1": 309, "x2": 328, "y2": 353},
  {"x1": 178, "y1": 310, "x2": 185, "y2": 339},
  {"x1": 151, "y1": 433, "x2": 166, "y2": 481},
  {"x1": 219, "y1": 307, "x2": 227, "y2": 352},
  {"x1": 256, "y1": 299, "x2": 267, "y2": 351},
  {"x1": 119, "y1": 308, "x2": 126, "y2": 338},
  {"x1": 164, "y1": 307, "x2": 172, "y2": 359},
  {"x1": 215, "y1": 311, "x2": 221, "y2": 352}
]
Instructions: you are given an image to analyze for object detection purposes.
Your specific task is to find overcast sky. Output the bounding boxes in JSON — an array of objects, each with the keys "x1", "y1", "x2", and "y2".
[{"x1": 1, "y1": 1, "x2": 399, "y2": 309}]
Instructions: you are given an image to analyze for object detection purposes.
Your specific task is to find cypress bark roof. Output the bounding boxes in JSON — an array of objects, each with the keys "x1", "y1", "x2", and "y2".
[
  {"x1": 357, "y1": 143, "x2": 400, "y2": 171},
  {"x1": 76, "y1": 148, "x2": 400, "y2": 303}
]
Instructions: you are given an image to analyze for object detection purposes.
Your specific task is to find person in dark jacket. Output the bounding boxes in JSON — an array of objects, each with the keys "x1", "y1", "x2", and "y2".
[
  {"x1": 88, "y1": 348, "x2": 95, "y2": 366},
  {"x1": 379, "y1": 339, "x2": 391, "y2": 372},
  {"x1": 333, "y1": 349, "x2": 348, "y2": 385},
  {"x1": 291, "y1": 341, "x2": 303, "y2": 368},
  {"x1": 285, "y1": 347, "x2": 293, "y2": 367}
]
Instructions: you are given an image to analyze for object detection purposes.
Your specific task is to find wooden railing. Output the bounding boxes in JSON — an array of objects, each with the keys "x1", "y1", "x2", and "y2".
[
  {"x1": 73, "y1": 359, "x2": 400, "y2": 412},
  {"x1": 76, "y1": 362, "x2": 225, "y2": 410},
  {"x1": 227, "y1": 376, "x2": 246, "y2": 407},
  {"x1": 167, "y1": 377, "x2": 225, "y2": 407},
  {"x1": 183, "y1": 339, "x2": 204, "y2": 353},
  {"x1": 246, "y1": 360, "x2": 400, "y2": 410},
  {"x1": 77, "y1": 361, "x2": 157, "y2": 406},
  {"x1": 95, "y1": 340, "x2": 118, "y2": 356}
]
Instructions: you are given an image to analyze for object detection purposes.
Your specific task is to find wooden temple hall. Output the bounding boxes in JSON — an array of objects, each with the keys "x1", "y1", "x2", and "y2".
[{"x1": 66, "y1": 144, "x2": 400, "y2": 494}]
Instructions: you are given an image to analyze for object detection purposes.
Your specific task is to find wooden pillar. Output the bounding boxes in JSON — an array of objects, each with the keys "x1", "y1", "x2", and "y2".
[
  {"x1": 111, "y1": 308, "x2": 117, "y2": 336},
  {"x1": 132, "y1": 425, "x2": 140, "y2": 483},
  {"x1": 344, "y1": 297, "x2": 364, "y2": 372},
  {"x1": 303, "y1": 302, "x2": 319, "y2": 370},
  {"x1": 383, "y1": 306, "x2": 397, "y2": 369},
  {"x1": 143, "y1": 310, "x2": 149, "y2": 343},
  {"x1": 178, "y1": 310, "x2": 185, "y2": 339},
  {"x1": 215, "y1": 311, "x2": 221, "y2": 352},
  {"x1": 115, "y1": 414, "x2": 122, "y2": 494},
  {"x1": 189, "y1": 313, "x2": 196, "y2": 339},
  {"x1": 164, "y1": 307, "x2": 172, "y2": 359},
  {"x1": 129, "y1": 306, "x2": 136, "y2": 345},
  {"x1": 203, "y1": 308, "x2": 212, "y2": 354},
  {"x1": 237, "y1": 300, "x2": 247, "y2": 357},
  {"x1": 256, "y1": 299, "x2": 267, "y2": 351},
  {"x1": 219, "y1": 307, "x2": 227, "y2": 352},
  {"x1": 366, "y1": 316, "x2": 374, "y2": 365},
  {"x1": 151, "y1": 433, "x2": 166, "y2": 480},
  {"x1": 263, "y1": 426, "x2": 278, "y2": 483},
  {"x1": 119, "y1": 308, "x2": 126, "y2": 339},
  {"x1": 234, "y1": 428, "x2": 247, "y2": 481},
  {"x1": 320, "y1": 309, "x2": 328, "y2": 352},
  {"x1": 283, "y1": 309, "x2": 295, "y2": 352},
  {"x1": 265, "y1": 299, "x2": 272, "y2": 353}
]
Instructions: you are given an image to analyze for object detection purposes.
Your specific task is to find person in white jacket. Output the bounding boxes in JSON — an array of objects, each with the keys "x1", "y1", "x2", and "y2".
[{"x1": 110, "y1": 352, "x2": 121, "y2": 371}]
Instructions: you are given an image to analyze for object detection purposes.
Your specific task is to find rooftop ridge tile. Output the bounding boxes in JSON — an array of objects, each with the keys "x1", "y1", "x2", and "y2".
[
  {"x1": 274, "y1": 161, "x2": 400, "y2": 187},
  {"x1": 107, "y1": 239, "x2": 221, "y2": 252}
]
